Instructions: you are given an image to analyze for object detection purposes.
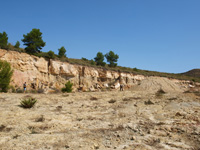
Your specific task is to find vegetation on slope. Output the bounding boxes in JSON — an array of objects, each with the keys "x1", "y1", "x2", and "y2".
[
  {"x1": 0, "y1": 60, "x2": 13, "y2": 92},
  {"x1": 60, "y1": 57, "x2": 200, "y2": 83},
  {"x1": 181, "y1": 69, "x2": 200, "y2": 78}
]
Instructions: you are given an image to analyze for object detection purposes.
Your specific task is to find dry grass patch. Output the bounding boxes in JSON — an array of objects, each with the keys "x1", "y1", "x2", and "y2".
[
  {"x1": 35, "y1": 115, "x2": 45, "y2": 122},
  {"x1": 168, "y1": 97, "x2": 177, "y2": 101},
  {"x1": 0, "y1": 125, "x2": 12, "y2": 132},
  {"x1": 108, "y1": 99, "x2": 116, "y2": 103},
  {"x1": 122, "y1": 97, "x2": 133, "y2": 101},
  {"x1": 55, "y1": 106, "x2": 62, "y2": 111},
  {"x1": 90, "y1": 96, "x2": 98, "y2": 101},
  {"x1": 144, "y1": 99, "x2": 154, "y2": 105}
]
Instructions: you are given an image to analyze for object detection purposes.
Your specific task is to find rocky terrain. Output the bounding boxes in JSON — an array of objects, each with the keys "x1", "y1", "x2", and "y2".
[
  {"x1": 0, "y1": 49, "x2": 144, "y2": 92},
  {"x1": 0, "y1": 49, "x2": 200, "y2": 150},
  {"x1": 1, "y1": 49, "x2": 196, "y2": 93},
  {"x1": 0, "y1": 79, "x2": 200, "y2": 150}
]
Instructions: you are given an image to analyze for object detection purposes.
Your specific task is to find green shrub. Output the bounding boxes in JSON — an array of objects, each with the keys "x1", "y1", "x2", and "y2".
[
  {"x1": 9, "y1": 85, "x2": 16, "y2": 93},
  {"x1": 14, "y1": 41, "x2": 20, "y2": 49},
  {"x1": 90, "y1": 59, "x2": 96, "y2": 65},
  {"x1": 33, "y1": 52, "x2": 48, "y2": 58},
  {"x1": 82, "y1": 57, "x2": 88, "y2": 61},
  {"x1": 20, "y1": 98, "x2": 37, "y2": 108},
  {"x1": 61, "y1": 81, "x2": 73, "y2": 93},
  {"x1": 47, "y1": 50, "x2": 55, "y2": 59},
  {"x1": 133, "y1": 67, "x2": 139, "y2": 72},
  {"x1": 7, "y1": 43, "x2": 15, "y2": 51},
  {"x1": 0, "y1": 60, "x2": 13, "y2": 92}
]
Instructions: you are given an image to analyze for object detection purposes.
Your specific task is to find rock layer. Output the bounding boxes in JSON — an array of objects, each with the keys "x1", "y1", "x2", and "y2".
[
  {"x1": 0, "y1": 49, "x2": 145, "y2": 92},
  {"x1": 0, "y1": 49, "x2": 193, "y2": 92}
]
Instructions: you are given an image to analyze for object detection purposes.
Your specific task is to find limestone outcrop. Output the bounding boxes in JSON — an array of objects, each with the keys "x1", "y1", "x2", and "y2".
[
  {"x1": 0, "y1": 49, "x2": 194, "y2": 93},
  {"x1": 0, "y1": 49, "x2": 145, "y2": 92}
]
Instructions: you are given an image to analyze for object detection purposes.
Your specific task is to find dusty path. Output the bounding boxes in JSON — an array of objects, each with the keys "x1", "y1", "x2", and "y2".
[{"x1": 0, "y1": 90, "x2": 200, "y2": 150}]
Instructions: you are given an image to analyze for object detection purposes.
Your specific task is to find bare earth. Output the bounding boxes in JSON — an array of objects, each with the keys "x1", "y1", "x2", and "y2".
[{"x1": 0, "y1": 89, "x2": 200, "y2": 150}]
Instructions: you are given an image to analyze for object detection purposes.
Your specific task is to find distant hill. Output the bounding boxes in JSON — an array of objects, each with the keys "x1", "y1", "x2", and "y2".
[{"x1": 182, "y1": 69, "x2": 200, "y2": 78}]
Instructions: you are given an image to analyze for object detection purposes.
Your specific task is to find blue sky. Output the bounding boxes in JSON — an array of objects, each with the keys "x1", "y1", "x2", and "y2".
[{"x1": 1, "y1": 0, "x2": 199, "y2": 73}]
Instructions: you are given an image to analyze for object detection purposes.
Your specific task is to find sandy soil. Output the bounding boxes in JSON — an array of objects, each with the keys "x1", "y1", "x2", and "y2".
[{"x1": 0, "y1": 88, "x2": 200, "y2": 150}]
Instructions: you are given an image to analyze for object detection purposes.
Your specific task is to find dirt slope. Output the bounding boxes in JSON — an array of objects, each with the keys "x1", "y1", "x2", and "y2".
[{"x1": 133, "y1": 77, "x2": 185, "y2": 93}]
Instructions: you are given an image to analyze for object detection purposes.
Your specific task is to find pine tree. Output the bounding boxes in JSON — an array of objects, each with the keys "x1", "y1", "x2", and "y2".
[
  {"x1": 14, "y1": 41, "x2": 20, "y2": 48},
  {"x1": 58, "y1": 46, "x2": 66, "y2": 57},
  {"x1": 94, "y1": 52, "x2": 106, "y2": 66},
  {"x1": 105, "y1": 51, "x2": 119, "y2": 67},
  {"x1": 0, "y1": 31, "x2": 8, "y2": 49},
  {"x1": 22, "y1": 28, "x2": 45, "y2": 53}
]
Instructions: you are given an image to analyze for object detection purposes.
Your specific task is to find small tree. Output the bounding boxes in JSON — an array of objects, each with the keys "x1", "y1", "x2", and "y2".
[
  {"x1": 7, "y1": 43, "x2": 15, "y2": 50},
  {"x1": 58, "y1": 46, "x2": 66, "y2": 57},
  {"x1": 0, "y1": 60, "x2": 13, "y2": 92},
  {"x1": 22, "y1": 28, "x2": 46, "y2": 53},
  {"x1": 82, "y1": 57, "x2": 88, "y2": 61},
  {"x1": 105, "y1": 51, "x2": 119, "y2": 67},
  {"x1": 94, "y1": 52, "x2": 106, "y2": 66},
  {"x1": 90, "y1": 59, "x2": 96, "y2": 65},
  {"x1": 61, "y1": 81, "x2": 73, "y2": 93},
  {"x1": 14, "y1": 41, "x2": 20, "y2": 48},
  {"x1": 47, "y1": 50, "x2": 55, "y2": 59},
  {"x1": 0, "y1": 31, "x2": 8, "y2": 49}
]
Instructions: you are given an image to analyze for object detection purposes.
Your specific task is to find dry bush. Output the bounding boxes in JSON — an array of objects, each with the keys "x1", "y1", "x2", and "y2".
[
  {"x1": 90, "y1": 96, "x2": 98, "y2": 100},
  {"x1": 108, "y1": 99, "x2": 116, "y2": 103},
  {"x1": 35, "y1": 115, "x2": 45, "y2": 122},
  {"x1": 0, "y1": 125, "x2": 12, "y2": 132},
  {"x1": 16, "y1": 88, "x2": 23, "y2": 93},
  {"x1": 122, "y1": 97, "x2": 133, "y2": 101},
  {"x1": 155, "y1": 89, "x2": 166, "y2": 98},
  {"x1": 37, "y1": 88, "x2": 44, "y2": 93},
  {"x1": 118, "y1": 112, "x2": 126, "y2": 117},
  {"x1": 56, "y1": 106, "x2": 62, "y2": 111},
  {"x1": 168, "y1": 97, "x2": 177, "y2": 101},
  {"x1": 184, "y1": 90, "x2": 200, "y2": 97},
  {"x1": 144, "y1": 99, "x2": 154, "y2": 105}
]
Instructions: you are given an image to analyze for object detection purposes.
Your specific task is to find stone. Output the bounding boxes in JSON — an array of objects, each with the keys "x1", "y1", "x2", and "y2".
[{"x1": 0, "y1": 49, "x2": 194, "y2": 93}]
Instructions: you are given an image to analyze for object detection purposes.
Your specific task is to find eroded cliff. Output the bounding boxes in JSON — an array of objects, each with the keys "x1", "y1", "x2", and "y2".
[
  {"x1": 1, "y1": 49, "x2": 197, "y2": 93},
  {"x1": 0, "y1": 49, "x2": 146, "y2": 92}
]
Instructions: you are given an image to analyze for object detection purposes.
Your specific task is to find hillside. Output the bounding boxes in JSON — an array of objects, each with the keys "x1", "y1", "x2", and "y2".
[
  {"x1": 0, "y1": 49, "x2": 199, "y2": 93},
  {"x1": 32, "y1": 50, "x2": 200, "y2": 83},
  {"x1": 64, "y1": 58, "x2": 200, "y2": 83},
  {"x1": 182, "y1": 69, "x2": 200, "y2": 78},
  {"x1": 1, "y1": 49, "x2": 200, "y2": 83}
]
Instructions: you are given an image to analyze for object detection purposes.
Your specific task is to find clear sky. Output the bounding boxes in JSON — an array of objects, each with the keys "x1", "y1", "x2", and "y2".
[{"x1": 1, "y1": 0, "x2": 199, "y2": 73}]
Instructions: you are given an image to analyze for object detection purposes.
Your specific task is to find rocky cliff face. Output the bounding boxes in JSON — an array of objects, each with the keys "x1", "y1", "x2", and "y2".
[{"x1": 0, "y1": 49, "x2": 145, "y2": 92}]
